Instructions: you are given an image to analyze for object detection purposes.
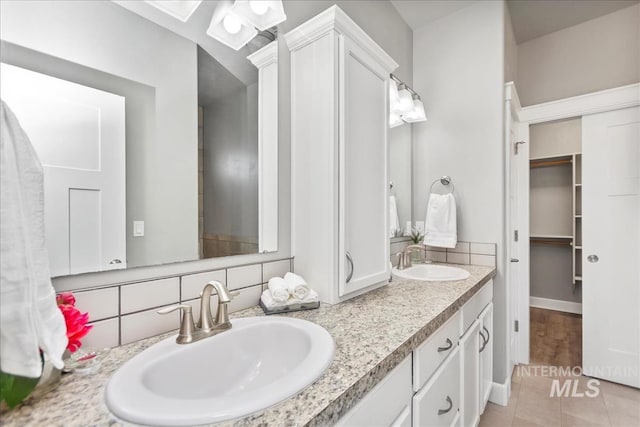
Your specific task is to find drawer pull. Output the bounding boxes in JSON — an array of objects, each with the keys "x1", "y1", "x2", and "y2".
[
  {"x1": 438, "y1": 396, "x2": 453, "y2": 415},
  {"x1": 437, "y1": 338, "x2": 453, "y2": 352},
  {"x1": 483, "y1": 326, "x2": 490, "y2": 344}
]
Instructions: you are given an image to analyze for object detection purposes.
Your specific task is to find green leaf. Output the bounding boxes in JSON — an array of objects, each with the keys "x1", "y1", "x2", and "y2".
[{"x1": 0, "y1": 370, "x2": 40, "y2": 408}]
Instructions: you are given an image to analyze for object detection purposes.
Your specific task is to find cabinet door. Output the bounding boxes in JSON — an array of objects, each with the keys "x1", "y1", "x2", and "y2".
[
  {"x1": 338, "y1": 34, "x2": 390, "y2": 297},
  {"x1": 479, "y1": 303, "x2": 493, "y2": 413},
  {"x1": 413, "y1": 347, "x2": 460, "y2": 427},
  {"x1": 460, "y1": 320, "x2": 480, "y2": 427}
]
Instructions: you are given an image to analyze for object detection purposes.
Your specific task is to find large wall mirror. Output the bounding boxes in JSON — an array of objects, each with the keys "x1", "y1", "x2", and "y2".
[{"x1": 0, "y1": 0, "x2": 279, "y2": 277}]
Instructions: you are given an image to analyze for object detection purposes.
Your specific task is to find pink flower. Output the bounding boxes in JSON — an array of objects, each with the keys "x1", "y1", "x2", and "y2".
[
  {"x1": 56, "y1": 292, "x2": 91, "y2": 352},
  {"x1": 56, "y1": 292, "x2": 76, "y2": 306}
]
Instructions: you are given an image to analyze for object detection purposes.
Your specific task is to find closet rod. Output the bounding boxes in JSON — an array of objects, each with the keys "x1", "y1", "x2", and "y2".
[{"x1": 530, "y1": 159, "x2": 572, "y2": 168}]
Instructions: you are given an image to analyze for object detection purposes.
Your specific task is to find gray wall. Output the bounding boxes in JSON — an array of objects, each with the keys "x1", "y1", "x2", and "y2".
[
  {"x1": 412, "y1": 1, "x2": 508, "y2": 382},
  {"x1": 516, "y1": 3, "x2": 640, "y2": 106},
  {"x1": 504, "y1": 6, "x2": 518, "y2": 84},
  {"x1": 0, "y1": 0, "x2": 199, "y2": 271},
  {"x1": 202, "y1": 84, "x2": 259, "y2": 239}
]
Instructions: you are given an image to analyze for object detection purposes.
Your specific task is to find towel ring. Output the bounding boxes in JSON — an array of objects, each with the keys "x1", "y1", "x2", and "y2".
[{"x1": 429, "y1": 176, "x2": 454, "y2": 194}]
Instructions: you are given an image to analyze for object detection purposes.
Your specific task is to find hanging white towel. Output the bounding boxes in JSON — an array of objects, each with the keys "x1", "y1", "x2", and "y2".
[
  {"x1": 389, "y1": 195, "x2": 400, "y2": 238},
  {"x1": 0, "y1": 100, "x2": 67, "y2": 378},
  {"x1": 423, "y1": 192, "x2": 457, "y2": 249}
]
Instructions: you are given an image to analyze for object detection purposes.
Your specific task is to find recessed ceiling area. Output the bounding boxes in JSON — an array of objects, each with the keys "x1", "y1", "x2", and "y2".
[
  {"x1": 392, "y1": 0, "x2": 638, "y2": 43},
  {"x1": 507, "y1": 0, "x2": 639, "y2": 44}
]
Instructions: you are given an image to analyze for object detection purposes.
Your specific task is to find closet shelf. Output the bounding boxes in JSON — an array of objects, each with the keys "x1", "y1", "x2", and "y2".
[
  {"x1": 530, "y1": 157, "x2": 573, "y2": 168},
  {"x1": 575, "y1": 183, "x2": 582, "y2": 187},
  {"x1": 574, "y1": 276, "x2": 583, "y2": 281},
  {"x1": 530, "y1": 234, "x2": 573, "y2": 239},
  {"x1": 530, "y1": 235, "x2": 573, "y2": 247},
  {"x1": 575, "y1": 246, "x2": 582, "y2": 249}
]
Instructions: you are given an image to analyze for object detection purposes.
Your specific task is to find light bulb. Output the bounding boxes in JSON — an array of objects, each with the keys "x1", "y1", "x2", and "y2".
[
  {"x1": 249, "y1": 0, "x2": 270, "y2": 15},
  {"x1": 223, "y1": 14, "x2": 242, "y2": 34},
  {"x1": 396, "y1": 84, "x2": 414, "y2": 114}
]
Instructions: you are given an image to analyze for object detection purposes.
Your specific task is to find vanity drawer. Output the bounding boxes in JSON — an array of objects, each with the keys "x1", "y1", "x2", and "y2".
[
  {"x1": 461, "y1": 280, "x2": 493, "y2": 336},
  {"x1": 413, "y1": 347, "x2": 460, "y2": 427},
  {"x1": 413, "y1": 311, "x2": 461, "y2": 391},
  {"x1": 336, "y1": 355, "x2": 412, "y2": 427}
]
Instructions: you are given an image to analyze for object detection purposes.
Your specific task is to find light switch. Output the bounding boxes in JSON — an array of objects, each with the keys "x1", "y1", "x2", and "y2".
[{"x1": 133, "y1": 221, "x2": 144, "y2": 237}]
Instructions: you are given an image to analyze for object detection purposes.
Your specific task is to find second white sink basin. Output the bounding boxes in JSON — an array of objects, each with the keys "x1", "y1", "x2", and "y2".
[
  {"x1": 392, "y1": 264, "x2": 470, "y2": 281},
  {"x1": 105, "y1": 316, "x2": 335, "y2": 426}
]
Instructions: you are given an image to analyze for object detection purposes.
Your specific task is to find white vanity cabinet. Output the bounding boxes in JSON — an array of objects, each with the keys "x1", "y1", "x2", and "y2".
[
  {"x1": 337, "y1": 280, "x2": 494, "y2": 427},
  {"x1": 460, "y1": 283, "x2": 494, "y2": 427},
  {"x1": 285, "y1": 6, "x2": 398, "y2": 304}
]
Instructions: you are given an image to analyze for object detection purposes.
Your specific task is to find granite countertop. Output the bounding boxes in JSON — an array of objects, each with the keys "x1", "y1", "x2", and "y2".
[{"x1": 1, "y1": 264, "x2": 496, "y2": 427}]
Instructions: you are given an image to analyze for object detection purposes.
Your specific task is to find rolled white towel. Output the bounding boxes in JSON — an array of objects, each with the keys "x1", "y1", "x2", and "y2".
[
  {"x1": 267, "y1": 277, "x2": 290, "y2": 303},
  {"x1": 284, "y1": 272, "x2": 311, "y2": 300},
  {"x1": 260, "y1": 289, "x2": 319, "y2": 309}
]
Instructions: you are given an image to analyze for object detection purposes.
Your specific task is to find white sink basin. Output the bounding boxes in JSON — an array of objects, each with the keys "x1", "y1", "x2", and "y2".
[
  {"x1": 392, "y1": 264, "x2": 470, "y2": 282},
  {"x1": 105, "y1": 316, "x2": 335, "y2": 426}
]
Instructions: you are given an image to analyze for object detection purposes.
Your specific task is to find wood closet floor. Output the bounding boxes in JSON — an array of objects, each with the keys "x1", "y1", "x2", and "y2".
[{"x1": 530, "y1": 307, "x2": 582, "y2": 368}]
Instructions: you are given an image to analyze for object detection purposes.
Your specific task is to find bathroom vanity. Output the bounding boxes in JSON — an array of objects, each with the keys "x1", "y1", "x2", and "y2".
[{"x1": 0, "y1": 263, "x2": 495, "y2": 426}]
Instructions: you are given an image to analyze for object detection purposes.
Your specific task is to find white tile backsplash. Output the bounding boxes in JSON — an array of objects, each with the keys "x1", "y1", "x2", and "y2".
[
  {"x1": 470, "y1": 243, "x2": 496, "y2": 255},
  {"x1": 83, "y1": 318, "x2": 119, "y2": 349},
  {"x1": 121, "y1": 278, "x2": 180, "y2": 314},
  {"x1": 227, "y1": 264, "x2": 262, "y2": 290},
  {"x1": 74, "y1": 287, "x2": 118, "y2": 321},
  {"x1": 229, "y1": 285, "x2": 262, "y2": 313},
  {"x1": 181, "y1": 269, "x2": 226, "y2": 301},
  {"x1": 426, "y1": 250, "x2": 447, "y2": 263},
  {"x1": 120, "y1": 304, "x2": 179, "y2": 345},
  {"x1": 262, "y1": 260, "x2": 291, "y2": 282},
  {"x1": 448, "y1": 241, "x2": 470, "y2": 254},
  {"x1": 446, "y1": 252, "x2": 470, "y2": 265},
  {"x1": 57, "y1": 258, "x2": 293, "y2": 349},
  {"x1": 470, "y1": 254, "x2": 496, "y2": 267}
]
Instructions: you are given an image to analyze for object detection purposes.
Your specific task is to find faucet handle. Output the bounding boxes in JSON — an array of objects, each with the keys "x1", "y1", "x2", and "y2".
[
  {"x1": 395, "y1": 252, "x2": 406, "y2": 270},
  {"x1": 158, "y1": 304, "x2": 196, "y2": 344}
]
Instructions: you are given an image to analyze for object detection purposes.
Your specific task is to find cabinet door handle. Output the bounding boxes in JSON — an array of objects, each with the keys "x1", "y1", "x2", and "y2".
[
  {"x1": 438, "y1": 396, "x2": 453, "y2": 415},
  {"x1": 346, "y1": 251, "x2": 354, "y2": 283},
  {"x1": 479, "y1": 330, "x2": 487, "y2": 353},
  {"x1": 437, "y1": 338, "x2": 453, "y2": 352},
  {"x1": 483, "y1": 326, "x2": 490, "y2": 344}
]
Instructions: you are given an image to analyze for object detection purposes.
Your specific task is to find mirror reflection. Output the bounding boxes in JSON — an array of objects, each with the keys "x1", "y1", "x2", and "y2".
[{"x1": 0, "y1": 0, "x2": 278, "y2": 277}]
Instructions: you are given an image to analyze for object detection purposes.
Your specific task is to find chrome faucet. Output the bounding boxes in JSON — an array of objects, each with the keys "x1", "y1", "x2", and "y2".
[{"x1": 158, "y1": 280, "x2": 237, "y2": 344}]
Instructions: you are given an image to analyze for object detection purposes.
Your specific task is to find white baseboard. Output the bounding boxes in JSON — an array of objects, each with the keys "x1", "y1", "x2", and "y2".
[
  {"x1": 530, "y1": 296, "x2": 582, "y2": 314},
  {"x1": 488, "y1": 378, "x2": 511, "y2": 406}
]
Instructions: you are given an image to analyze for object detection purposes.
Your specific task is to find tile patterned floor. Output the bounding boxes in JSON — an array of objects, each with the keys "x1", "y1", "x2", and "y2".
[
  {"x1": 480, "y1": 307, "x2": 640, "y2": 426},
  {"x1": 479, "y1": 366, "x2": 640, "y2": 427}
]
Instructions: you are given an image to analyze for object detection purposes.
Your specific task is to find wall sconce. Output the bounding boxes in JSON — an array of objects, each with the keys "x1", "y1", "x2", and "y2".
[
  {"x1": 208, "y1": 0, "x2": 286, "y2": 51},
  {"x1": 389, "y1": 75, "x2": 427, "y2": 127}
]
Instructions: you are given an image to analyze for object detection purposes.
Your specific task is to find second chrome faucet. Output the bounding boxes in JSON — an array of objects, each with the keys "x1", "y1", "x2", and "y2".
[{"x1": 158, "y1": 280, "x2": 238, "y2": 344}]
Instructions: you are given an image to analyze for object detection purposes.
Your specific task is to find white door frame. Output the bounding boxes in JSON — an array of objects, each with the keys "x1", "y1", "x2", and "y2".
[{"x1": 507, "y1": 82, "x2": 640, "y2": 368}]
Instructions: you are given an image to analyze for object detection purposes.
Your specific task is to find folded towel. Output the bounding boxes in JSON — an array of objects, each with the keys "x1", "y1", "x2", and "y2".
[
  {"x1": 423, "y1": 192, "x2": 457, "y2": 249},
  {"x1": 261, "y1": 289, "x2": 319, "y2": 309},
  {"x1": 284, "y1": 272, "x2": 311, "y2": 300},
  {"x1": 389, "y1": 195, "x2": 400, "y2": 238},
  {"x1": 267, "y1": 277, "x2": 290, "y2": 303},
  {"x1": 1, "y1": 100, "x2": 67, "y2": 377}
]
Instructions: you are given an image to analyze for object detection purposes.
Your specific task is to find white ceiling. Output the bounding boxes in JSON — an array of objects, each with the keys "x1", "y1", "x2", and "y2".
[
  {"x1": 390, "y1": 0, "x2": 476, "y2": 30},
  {"x1": 507, "y1": 0, "x2": 639, "y2": 44},
  {"x1": 391, "y1": 0, "x2": 638, "y2": 44}
]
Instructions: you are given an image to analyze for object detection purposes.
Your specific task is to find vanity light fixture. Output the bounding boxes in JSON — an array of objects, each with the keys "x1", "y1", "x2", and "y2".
[
  {"x1": 403, "y1": 94, "x2": 427, "y2": 123},
  {"x1": 208, "y1": 0, "x2": 285, "y2": 51},
  {"x1": 232, "y1": 0, "x2": 287, "y2": 31},
  {"x1": 144, "y1": 0, "x2": 203, "y2": 22},
  {"x1": 396, "y1": 83, "x2": 414, "y2": 115},
  {"x1": 389, "y1": 74, "x2": 427, "y2": 126}
]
